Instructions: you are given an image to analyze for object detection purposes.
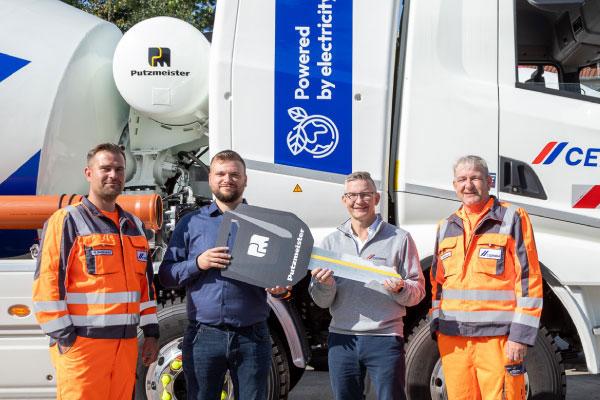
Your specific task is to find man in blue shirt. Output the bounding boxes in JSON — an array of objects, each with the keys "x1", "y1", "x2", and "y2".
[{"x1": 159, "y1": 150, "x2": 287, "y2": 400}]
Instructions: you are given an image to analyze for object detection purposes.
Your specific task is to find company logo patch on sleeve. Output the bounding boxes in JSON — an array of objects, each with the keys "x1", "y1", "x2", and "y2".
[
  {"x1": 137, "y1": 250, "x2": 148, "y2": 262},
  {"x1": 91, "y1": 249, "x2": 113, "y2": 256},
  {"x1": 479, "y1": 248, "x2": 502, "y2": 260},
  {"x1": 440, "y1": 251, "x2": 452, "y2": 260}
]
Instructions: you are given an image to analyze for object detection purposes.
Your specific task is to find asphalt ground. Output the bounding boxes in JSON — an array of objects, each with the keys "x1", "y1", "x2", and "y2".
[{"x1": 288, "y1": 368, "x2": 600, "y2": 399}]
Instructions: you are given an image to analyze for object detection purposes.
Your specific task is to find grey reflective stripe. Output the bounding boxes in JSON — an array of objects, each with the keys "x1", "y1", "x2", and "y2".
[
  {"x1": 71, "y1": 313, "x2": 140, "y2": 327},
  {"x1": 442, "y1": 289, "x2": 515, "y2": 302},
  {"x1": 512, "y1": 312, "x2": 540, "y2": 328},
  {"x1": 33, "y1": 300, "x2": 67, "y2": 312},
  {"x1": 65, "y1": 205, "x2": 91, "y2": 236},
  {"x1": 439, "y1": 310, "x2": 514, "y2": 323},
  {"x1": 432, "y1": 300, "x2": 441, "y2": 308},
  {"x1": 140, "y1": 300, "x2": 157, "y2": 311},
  {"x1": 499, "y1": 205, "x2": 518, "y2": 235},
  {"x1": 438, "y1": 220, "x2": 449, "y2": 242},
  {"x1": 66, "y1": 291, "x2": 140, "y2": 304},
  {"x1": 40, "y1": 315, "x2": 73, "y2": 332},
  {"x1": 517, "y1": 297, "x2": 543, "y2": 308},
  {"x1": 431, "y1": 309, "x2": 440, "y2": 319},
  {"x1": 139, "y1": 313, "x2": 158, "y2": 326},
  {"x1": 132, "y1": 216, "x2": 145, "y2": 236}
]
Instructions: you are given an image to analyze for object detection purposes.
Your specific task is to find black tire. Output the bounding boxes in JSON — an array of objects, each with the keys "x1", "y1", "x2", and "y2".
[
  {"x1": 404, "y1": 319, "x2": 566, "y2": 400},
  {"x1": 135, "y1": 300, "x2": 292, "y2": 400},
  {"x1": 135, "y1": 299, "x2": 188, "y2": 400},
  {"x1": 526, "y1": 328, "x2": 566, "y2": 399},
  {"x1": 404, "y1": 319, "x2": 442, "y2": 400},
  {"x1": 269, "y1": 331, "x2": 291, "y2": 400}
]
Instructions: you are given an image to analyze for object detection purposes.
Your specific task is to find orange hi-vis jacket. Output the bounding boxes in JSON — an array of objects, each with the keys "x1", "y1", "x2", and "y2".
[
  {"x1": 32, "y1": 197, "x2": 159, "y2": 347},
  {"x1": 429, "y1": 196, "x2": 543, "y2": 346}
]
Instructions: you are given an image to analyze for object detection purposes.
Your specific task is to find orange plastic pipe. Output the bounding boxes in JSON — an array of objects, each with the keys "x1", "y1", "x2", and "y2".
[{"x1": 0, "y1": 194, "x2": 162, "y2": 231}]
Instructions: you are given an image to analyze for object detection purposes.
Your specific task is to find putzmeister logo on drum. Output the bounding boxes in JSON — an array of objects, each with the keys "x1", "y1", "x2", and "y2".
[
  {"x1": 148, "y1": 47, "x2": 170, "y2": 67},
  {"x1": 130, "y1": 47, "x2": 190, "y2": 77}
]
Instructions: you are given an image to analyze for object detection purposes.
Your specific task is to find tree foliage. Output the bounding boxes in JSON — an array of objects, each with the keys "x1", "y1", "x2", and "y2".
[{"x1": 61, "y1": 0, "x2": 216, "y2": 32}]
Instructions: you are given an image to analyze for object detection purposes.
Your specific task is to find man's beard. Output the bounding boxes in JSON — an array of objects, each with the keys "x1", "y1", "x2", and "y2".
[{"x1": 214, "y1": 188, "x2": 242, "y2": 203}]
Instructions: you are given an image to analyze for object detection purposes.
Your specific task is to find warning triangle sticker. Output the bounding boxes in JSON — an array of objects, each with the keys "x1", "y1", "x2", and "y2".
[{"x1": 293, "y1": 184, "x2": 302, "y2": 193}]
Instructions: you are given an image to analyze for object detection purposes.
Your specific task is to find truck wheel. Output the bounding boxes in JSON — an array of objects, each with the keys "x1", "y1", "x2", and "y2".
[
  {"x1": 526, "y1": 327, "x2": 566, "y2": 399},
  {"x1": 404, "y1": 319, "x2": 566, "y2": 400},
  {"x1": 404, "y1": 319, "x2": 442, "y2": 399},
  {"x1": 135, "y1": 299, "x2": 189, "y2": 400},
  {"x1": 135, "y1": 300, "x2": 292, "y2": 400},
  {"x1": 269, "y1": 330, "x2": 291, "y2": 400}
]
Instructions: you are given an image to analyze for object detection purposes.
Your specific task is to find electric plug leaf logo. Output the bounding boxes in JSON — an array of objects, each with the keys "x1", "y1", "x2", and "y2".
[
  {"x1": 286, "y1": 107, "x2": 339, "y2": 158},
  {"x1": 148, "y1": 47, "x2": 171, "y2": 67},
  {"x1": 247, "y1": 234, "x2": 270, "y2": 258}
]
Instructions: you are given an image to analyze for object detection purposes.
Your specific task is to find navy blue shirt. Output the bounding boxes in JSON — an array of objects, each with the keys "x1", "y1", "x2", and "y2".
[{"x1": 158, "y1": 202, "x2": 269, "y2": 327}]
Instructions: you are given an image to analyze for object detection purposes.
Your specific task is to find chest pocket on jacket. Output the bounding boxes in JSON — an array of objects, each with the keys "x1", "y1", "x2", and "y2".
[
  {"x1": 83, "y1": 235, "x2": 120, "y2": 275},
  {"x1": 474, "y1": 236, "x2": 508, "y2": 276},
  {"x1": 438, "y1": 236, "x2": 460, "y2": 278},
  {"x1": 127, "y1": 235, "x2": 149, "y2": 275}
]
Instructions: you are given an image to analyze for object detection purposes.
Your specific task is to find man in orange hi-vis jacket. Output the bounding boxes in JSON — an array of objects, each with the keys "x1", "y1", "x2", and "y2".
[
  {"x1": 429, "y1": 155, "x2": 543, "y2": 400},
  {"x1": 32, "y1": 143, "x2": 159, "y2": 400}
]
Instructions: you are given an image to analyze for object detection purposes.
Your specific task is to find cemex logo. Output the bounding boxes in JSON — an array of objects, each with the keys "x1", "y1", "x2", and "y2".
[
  {"x1": 247, "y1": 234, "x2": 270, "y2": 258},
  {"x1": 532, "y1": 141, "x2": 600, "y2": 167},
  {"x1": 479, "y1": 248, "x2": 501, "y2": 260},
  {"x1": 148, "y1": 47, "x2": 170, "y2": 67}
]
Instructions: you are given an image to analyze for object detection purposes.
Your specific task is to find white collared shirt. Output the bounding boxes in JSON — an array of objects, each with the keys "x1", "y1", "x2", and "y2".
[{"x1": 351, "y1": 214, "x2": 382, "y2": 253}]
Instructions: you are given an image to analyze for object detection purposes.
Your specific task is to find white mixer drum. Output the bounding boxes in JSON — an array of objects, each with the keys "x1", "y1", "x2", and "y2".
[{"x1": 113, "y1": 17, "x2": 210, "y2": 125}]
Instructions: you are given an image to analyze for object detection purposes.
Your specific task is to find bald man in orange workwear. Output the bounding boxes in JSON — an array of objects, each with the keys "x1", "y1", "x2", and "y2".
[
  {"x1": 32, "y1": 143, "x2": 159, "y2": 400},
  {"x1": 429, "y1": 155, "x2": 543, "y2": 400}
]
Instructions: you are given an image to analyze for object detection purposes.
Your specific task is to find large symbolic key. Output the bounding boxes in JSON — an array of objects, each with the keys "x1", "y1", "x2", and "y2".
[{"x1": 216, "y1": 204, "x2": 401, "y2": 288}]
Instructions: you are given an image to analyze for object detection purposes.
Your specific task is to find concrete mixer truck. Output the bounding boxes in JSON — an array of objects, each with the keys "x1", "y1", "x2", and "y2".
[{"x1": 1, "y1": 0, "x2": 600, "y2": 399}]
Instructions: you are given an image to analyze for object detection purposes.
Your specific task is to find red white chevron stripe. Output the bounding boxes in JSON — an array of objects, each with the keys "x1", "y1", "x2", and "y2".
[{"x1": 572, "y1": 185, "x2": 600, "y2": 209}]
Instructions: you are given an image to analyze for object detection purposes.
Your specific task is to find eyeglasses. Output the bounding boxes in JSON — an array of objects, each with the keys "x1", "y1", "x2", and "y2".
[
  {"x1": 454, "y1": 176, "x2": 484, "y2": 184},
  {"x1": 343, "y1": 192, "x2": 375, "y2": 201}
]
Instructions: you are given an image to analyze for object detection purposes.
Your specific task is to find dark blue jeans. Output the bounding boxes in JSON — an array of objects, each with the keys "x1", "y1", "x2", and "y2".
[
  {"x1": 182, "y1": 321, "x2": 272, "y2": 400},
  {"x1": 328, "y1": 332, "x2": 407, "y2": 400}
]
